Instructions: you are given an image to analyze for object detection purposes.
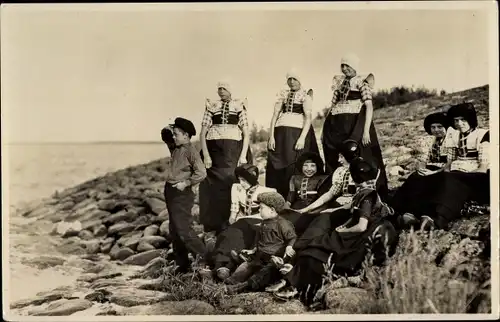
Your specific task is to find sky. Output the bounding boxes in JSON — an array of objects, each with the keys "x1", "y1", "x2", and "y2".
[{"x1": 1, "y1": 3, "x2": 495, "y2": 143}]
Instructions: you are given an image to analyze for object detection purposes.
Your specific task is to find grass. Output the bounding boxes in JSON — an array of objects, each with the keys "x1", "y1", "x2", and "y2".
[{"x1": 358, "y1": 229, "x2": 490, "y2": 314}]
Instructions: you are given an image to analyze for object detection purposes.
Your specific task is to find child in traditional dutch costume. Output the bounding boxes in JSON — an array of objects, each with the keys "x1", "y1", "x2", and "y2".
[
  {"x1": 223, "y1": 192, "x2": 297, "y2": 294},
  {"x1": 270, "y1": 157, "x2": 397, "y2": 305},
  {"x1": 203, "y1": 164, "x2": 277, "y2": 281}
]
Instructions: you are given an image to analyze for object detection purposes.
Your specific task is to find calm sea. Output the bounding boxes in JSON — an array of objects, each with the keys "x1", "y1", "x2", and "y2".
[{"x1": 5, "y1": 143, "x2": 169, "y2": 209}]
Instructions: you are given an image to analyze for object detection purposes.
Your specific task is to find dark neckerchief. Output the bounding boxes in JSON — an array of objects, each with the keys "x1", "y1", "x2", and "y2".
[
  {"x1": 459, "y1": 128, "x2": 474, "y2": 156},
  {"x1": 245, "y1": 185, "x2": 259, "y2": 216}
]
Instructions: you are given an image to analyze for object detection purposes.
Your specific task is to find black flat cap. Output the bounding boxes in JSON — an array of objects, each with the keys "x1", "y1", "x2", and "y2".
[{"x1": 170, "y1": 117, "x2": 196, "y2": 137}]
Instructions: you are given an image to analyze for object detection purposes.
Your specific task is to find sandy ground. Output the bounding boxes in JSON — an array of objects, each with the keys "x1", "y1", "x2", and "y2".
[{"x1": 4, "y1": 143, "x2": 167, "y2": 304}]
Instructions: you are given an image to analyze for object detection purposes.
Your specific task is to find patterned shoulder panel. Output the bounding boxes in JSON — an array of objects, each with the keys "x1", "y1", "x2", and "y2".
[
  {"x1": 276, "y1": 88, "x2": 309, "y2": 104},
  {"x1": 331, "y1": 75, "x2": 346, "y2": 92},
  {"x1": 230, "y1": 98, "x2": 247, "y2": 112}
]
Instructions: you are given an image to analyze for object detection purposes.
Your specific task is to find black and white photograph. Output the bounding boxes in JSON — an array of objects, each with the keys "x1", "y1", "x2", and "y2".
[{"x1": 2, "y1": 2, "x2": 498, "y2": 320}]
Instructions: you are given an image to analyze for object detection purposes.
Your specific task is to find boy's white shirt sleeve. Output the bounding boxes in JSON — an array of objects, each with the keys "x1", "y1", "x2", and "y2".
[{"x1": 230, "y1": 183, "x2": 243, "y2": 214}]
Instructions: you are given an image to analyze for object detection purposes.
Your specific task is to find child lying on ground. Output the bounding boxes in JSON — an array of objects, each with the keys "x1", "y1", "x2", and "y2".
[{"x1": 224, "y1": 192, "x2": 297, "y2": 294}]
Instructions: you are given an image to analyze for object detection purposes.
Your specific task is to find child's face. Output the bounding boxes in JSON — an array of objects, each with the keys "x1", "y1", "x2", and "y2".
[
  {"x1": 453, "y1": 116, "x2": 471, "y2": 133},
  {"x1": 238, "y1": 177, "x2": 252, "y2": 190},
  {"x1": 259, "y1": 203, "x2": 278, "y2": 219},
  {"x1": 302, "y1": 160, "x2": 318, "y2": 178},
  {"x1": 341, "y1": 64, "x2": 357, "y2": 77},
  {"x1": 173, "y1": 127, "x2": 190, "y2": 145},
  {"x1": 430, "y1": 123, "x2": 446, "y2": 138}
]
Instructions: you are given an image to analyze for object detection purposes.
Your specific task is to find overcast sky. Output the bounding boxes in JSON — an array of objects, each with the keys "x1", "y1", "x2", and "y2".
[{"x1": 1, "y1": 2, "x2": 494, "y2": 143}]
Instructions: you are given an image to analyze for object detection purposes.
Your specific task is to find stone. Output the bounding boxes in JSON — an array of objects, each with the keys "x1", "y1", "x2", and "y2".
[
  {"x1": 114, "y1": 247, "x2": 135, "y2": 261},
  {"x1": 122, "y1": 300, "x2": 216, "y2": 315},
  {"x1": 85, "y1": 240, "x2": 101, "y2": 254},
  {"x1": 93, "y1": 224, "x2": 107, "y2": 237},
  {"x1": 123, "y1": 249, "x2": 163, "y2": 266},
  {"x1": 78, "y1": 272, "x2": 123, "y2": 283},
  {"x1": 56, "y1": 221, "x2": 82, "y2": 238},
  {"x1": 159, "y1": 220, "x2": 170, "y2": 237},
  {"x1": 143, "y1": 225, "x2": 159, "y2": 237},
  {"x1": 84, "y1": 289, "x2": 113, "y2": 303},
  {"x1": 78, "y1": 229, "x2": 94, "y2": 241},
  {"x1": 108, "y1": 288, "x2": 173, "y2": 307},
  {"x1": 108, "y1": 222, "x2": 136, "y2": 235},
  {"x1": 100, "y1": 237, "x2": 115, "y2": 254},
  {"x1": 220, "y1": 292, "x2": 306, "y2": 314},
  {"x1": 90, "y1": 278, "x2": 127, "y2": 290},
  {"x1": 79, "y1": 209, "x2": 110, "y2": 223},
  {"x1": 29, "y1": 299, "x2": 93, "y2": 316},
  {"x1": 22, "y1": 256, "x2": 65, "y2": 270},
  {"x1": 324, "y1": 287, "x2": 375, "y2": 314},
  {"x1": 137, "y1": 242, "x2": 156, "y2": 252},
  {"x1": 139, "y1": 236, "x2": 168, "y2": 248},
  {"x1": 140, "y1": 257, "x2": 167, "y2": 279},
  {"x1": 81, "y1": 219, "x2": 104, "y2": 231},
  {"x1": 156, "y1": 209, "x2": 169, "y2": 223},
  {"x1": 11, "y1": 293, "x2": 63, "y2": 309},
  {"x1": 116, "y1": 231, "x2": 143, "y2": 246},
  {"x1": 145, "y1": 198, "x2": 165, "y2": 215},
  {"x1": 104, "y1": 210, "x2": 139, "y2": 225},
  {"x1": 56, "y1": 240, "x2": 86, "y2": 255}
]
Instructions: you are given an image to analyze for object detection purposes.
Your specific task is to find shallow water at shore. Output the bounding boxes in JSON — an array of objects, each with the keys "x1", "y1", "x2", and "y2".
[{"x1": 4, "y1": 143, "x2": 168, "y2": 305}]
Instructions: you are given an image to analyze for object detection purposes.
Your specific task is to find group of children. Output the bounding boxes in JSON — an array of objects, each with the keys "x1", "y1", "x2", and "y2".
[{"x1": 162, "y1": 116, "x2": 389, "y2": 294}]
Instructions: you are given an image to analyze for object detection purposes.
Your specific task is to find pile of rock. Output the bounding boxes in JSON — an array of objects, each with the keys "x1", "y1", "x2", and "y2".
[{"x1": 21, "y1": 158, "x2": 202, "y2": 266}]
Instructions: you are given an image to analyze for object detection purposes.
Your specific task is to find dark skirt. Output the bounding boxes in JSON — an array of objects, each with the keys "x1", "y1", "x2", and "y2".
[
  {"x1": 391, "y1": 170, "x2": 490, "y2": 229},
  {"x1": 199, "y1": 139, "x2": 253, "y2": 233},
  {"x1": 212, "y1": 217, "x2": 262, "y2": 271},
  {"x1": 286, "y1": 214, "x2": 398, "y2": 305},
  {"x1": 321, "y1": 109, "x2": 388, "y2": 200},
  {"x1": 280, "y1": 209, "x2": 322, "y2": 238},
  {"x1": 266, "y1": 126, "x2": 320, "y2": 198}
]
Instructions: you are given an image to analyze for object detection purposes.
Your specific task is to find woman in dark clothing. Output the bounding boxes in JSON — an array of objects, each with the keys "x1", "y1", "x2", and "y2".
[
  {"x1": 202, "y1": 164, "x2": 276, "y2": 281},
  {"x1": 271, "y1": 156, "x2": 398, "y2": 305},
  {"x1": 391, "y1": 103, "x2": 490, "y2": 230},
  {"x1": 390, "y1": 111, "x2": 456, "y2": 226},
  {"x1": 199, "y1": 81, "x2": 253, "y2": 234},
  {"x1": 321, "y1": 54, "x2": 388, "y2": 201},
  {"x1": 266, "y1": 70, "x2": 320, "y2": 199}
]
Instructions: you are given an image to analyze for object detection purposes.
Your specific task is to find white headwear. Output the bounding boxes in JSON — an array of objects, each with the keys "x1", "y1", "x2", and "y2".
[
  {"x1": 217, "y1": 81, "x2": 232, "y2": 95},
  {"x1": 340, "y1": 53, "x2": 360, "y2": 72},
  {"x1": 286, "y1": 69, "x2": 302, "y2": 85}
]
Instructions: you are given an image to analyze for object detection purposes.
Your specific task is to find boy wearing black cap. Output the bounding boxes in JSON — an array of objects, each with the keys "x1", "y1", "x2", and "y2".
[
  {"x1": 161, "y1": 117, "x2": 208, "y2": 274},
  {"x1": 224, "y1": 192, "x2": 297, "y2": 294}
]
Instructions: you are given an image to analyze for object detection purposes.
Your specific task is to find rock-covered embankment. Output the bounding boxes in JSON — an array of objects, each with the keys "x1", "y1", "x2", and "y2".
[{"x1": 9, "y1": 152, "x2": 491, "y2": 316}]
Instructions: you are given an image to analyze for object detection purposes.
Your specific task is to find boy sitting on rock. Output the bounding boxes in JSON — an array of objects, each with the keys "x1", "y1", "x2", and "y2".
[
  {"x1": 161, "y1": 117, "x2": 209, "y2": 274},
  {"x1": 224, "y1": 192, "x2": 297, "y2": 294}
]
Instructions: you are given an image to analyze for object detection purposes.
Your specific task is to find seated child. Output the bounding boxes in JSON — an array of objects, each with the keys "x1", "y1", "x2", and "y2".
[
  {"x1": 336, "y1": 156, "x2": 394, "y2": 233},
  {"x1": 224, "y1": 192, "x2": 297, "y2": 294}
]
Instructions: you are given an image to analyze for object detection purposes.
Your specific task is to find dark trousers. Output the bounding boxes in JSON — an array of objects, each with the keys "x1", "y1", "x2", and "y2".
[
  {"x1": 164, "y1": 182, "x2": 207, "y2": 270},
  {"x1": 242, "y1": 252, "x2": 282, "y2": 290}
]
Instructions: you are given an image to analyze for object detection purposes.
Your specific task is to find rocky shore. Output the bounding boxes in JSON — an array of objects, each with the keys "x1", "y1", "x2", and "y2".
[{"x1": 7, "y1": 151, "x2": 491, "y2": 316}]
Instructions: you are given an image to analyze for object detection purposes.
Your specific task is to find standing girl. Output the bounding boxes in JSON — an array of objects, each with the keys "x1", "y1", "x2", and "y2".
[
  {"x1": 321, "y1": 54, "x2": 388, "y2": 200},
  {"x1": 199, "y1": 81, "x2": 253, "y2": 234},
  {"x1": 266, "y1": 71, "x2": 320, "y2": 199}
]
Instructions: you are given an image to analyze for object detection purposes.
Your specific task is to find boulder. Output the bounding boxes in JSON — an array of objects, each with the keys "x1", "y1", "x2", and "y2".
[
  {"x1": 145, "y1": 198, "x2": 165, "y2": 215},
  {"x1": 123, "y1": 249, "x2": 164, "y2": 266},
  {"x1": 108, "y1": 288, "x2": 173, "y2": 307},
  {"x1": 84, "y1": 240, "x2": 101, "y2": 254},
  {"x1": 108, "y1": 222, "x2": 136, "y2": 235},
  {"x1": 220, "y1": 292, "x2": 307, "y2": 314},
  {"x1": 324, "y1": 287, "x2": 375, "y2": 314},
  {"x1": 122, "y1": 300, "x2": 215, "y2": 315},
  {"x1": 143, "y1": 225, "x2": 159, "y2": 237},
  {"x1": 159, "y1": 220, "x2": 170, "y2": 237},
  {"x1": 81, "y1": 219, "x2": 104, "y2": 231},
  {"x1": 11, "y1": 293, "x2": 64, "y2": 309},
  {"x1": 140, "y1": 257, "x2": 167, "y2": 279},
  {"x1": 29, "y1": 299, "x2": 93, "y2": 316},
  {"x1": 139, "y1": 236, "x2": 168, "y2": 249},
  {"x1": 22, "y1": 256, "x2": 65, "y2": 270},
  {"x1": 137, "y1": 242, "x2": 156, "y2": 253},
  {"x1": 56, "y1": 221, "x2": 82, "y2": 238},
  {"x1": 78, "y1": 230, "x2": 94, "y2": 241},
  {"x1": 93, "y1": 224, "x2": 107, "y2": 237}
]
